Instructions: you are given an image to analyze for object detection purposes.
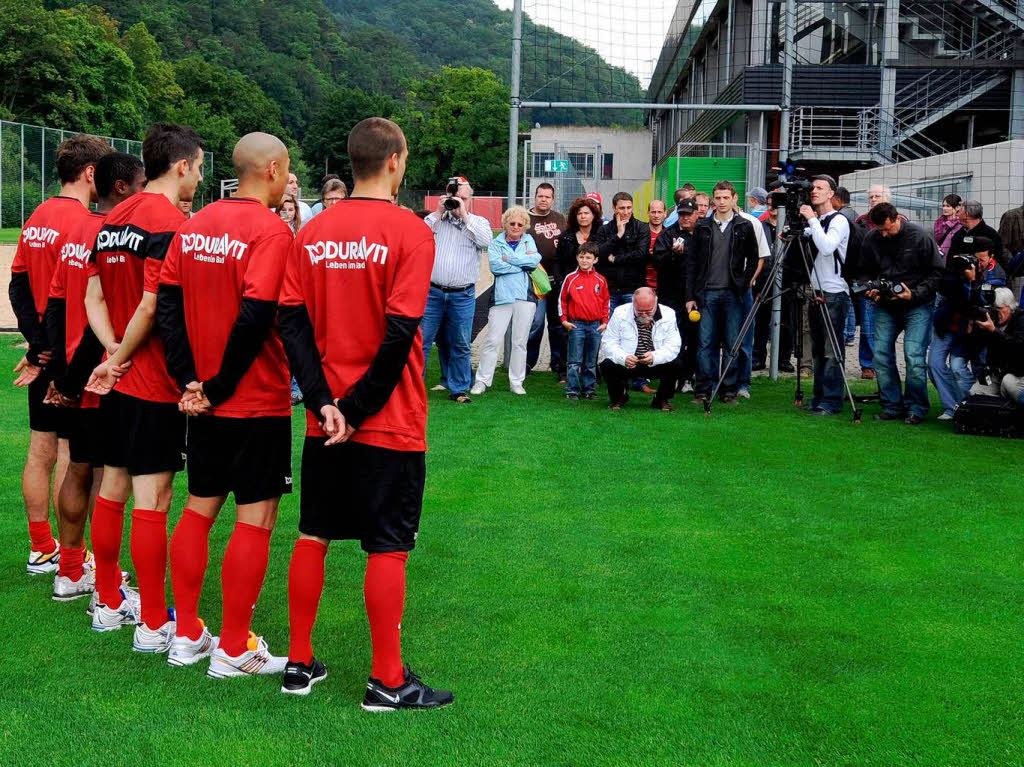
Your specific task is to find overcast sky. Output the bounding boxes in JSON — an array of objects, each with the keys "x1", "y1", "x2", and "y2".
[{"x1": 492, "y1": 0, "x2": 676, "y2": 87}]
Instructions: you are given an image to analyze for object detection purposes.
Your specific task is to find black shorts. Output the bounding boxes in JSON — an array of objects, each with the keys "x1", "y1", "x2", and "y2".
[
  {"x1": 65, "y1": 407, "x2": 104, "y2": 467},
  {"x1": 102, "y1": 391, "x2": 186, "y2": 476},
  {"x1": 299, "y1": 438, "x2": 425, "y2": 553},
  {"x1": 27, "y1": 371, "x2": 62, "y2": 434},
  {"x1": 186, "y1": 415, "x2": 292, "y2": 505}
]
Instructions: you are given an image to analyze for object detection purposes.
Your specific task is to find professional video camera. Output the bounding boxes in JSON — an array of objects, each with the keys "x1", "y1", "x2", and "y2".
[
  {"x1": 851, "y1": 278, "x2": 906, "y2": 300},
  {"x1": 443, "y1": 177, "x2": 462, "y2": 212},
  {"x1": 768, "y1": 164, "x2": 813, "y2": 236}
]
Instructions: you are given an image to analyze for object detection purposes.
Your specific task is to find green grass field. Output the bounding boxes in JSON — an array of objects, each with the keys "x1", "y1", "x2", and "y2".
[
  {"x1": 0, "y1": 228, "x2": 21, "y2": 245},
  {"x1": 1, "y1": 333, "x2": 1022, "y2": 766}
]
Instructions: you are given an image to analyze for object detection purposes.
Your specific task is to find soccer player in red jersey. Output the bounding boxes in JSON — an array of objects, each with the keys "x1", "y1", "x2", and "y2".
[
  {"x1": 44, "y1": 152, "x2": 146, "y2": 603},
  {"x1": 82, "y1": 124, "x2": 203, "y2": 651},
  {"x1": 277, "y1": 117, "x2": 453, "y2": 709},
  {"x1": 156, "y1": 133, "x2": 294, "y2": 675},
  {"x1": 9, "y1": 135, "x2": 112, "y2": 576}
]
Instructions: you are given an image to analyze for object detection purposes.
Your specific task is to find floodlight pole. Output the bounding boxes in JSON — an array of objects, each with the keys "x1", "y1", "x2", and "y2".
[
  {"x1": 770, "y1": 0, "x2": 796, "y2": 381},
  {"x1": 507, "y1": 0, "x2": 523, "y2": 209}
]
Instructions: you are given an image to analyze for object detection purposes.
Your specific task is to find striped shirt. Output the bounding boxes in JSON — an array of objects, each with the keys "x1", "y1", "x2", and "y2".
[
  {"x1": 425, "y1": 211, "x2": 492, "y2": 288},
  {"x1": 635, "y1": 319, "x2": 654, "y2": 356}
]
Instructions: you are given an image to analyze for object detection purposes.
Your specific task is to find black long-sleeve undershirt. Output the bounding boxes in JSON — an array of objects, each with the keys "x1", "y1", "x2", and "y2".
[
  {"x1": 43, "y1": 296, "x2": 67, "y2": 379},
  {"x1": 335, "y1": 314, "x2": 421, "y2": 429},
  {"x1": 277, "y1": 304, "x2": 334, "y2": 417},
  {"x1": 10, "y1": 272, "x2": 49, "y2": 364},
  {"x1": 156, "y1": 284, "x2": 198, "y2": 390},
  {"x1": 202, "y1": 298, "x2": 278, "y2": 407}
]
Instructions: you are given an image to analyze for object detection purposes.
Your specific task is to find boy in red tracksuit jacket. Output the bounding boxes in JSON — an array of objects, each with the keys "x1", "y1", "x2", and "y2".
[{"x1": 558, "y1": 242, "x2": 610, "y2": 400}]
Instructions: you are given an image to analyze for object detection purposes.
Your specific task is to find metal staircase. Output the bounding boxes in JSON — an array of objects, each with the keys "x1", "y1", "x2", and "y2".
[{"x1": 786, "y1": 0, "x2": 1018, "y2": 162}]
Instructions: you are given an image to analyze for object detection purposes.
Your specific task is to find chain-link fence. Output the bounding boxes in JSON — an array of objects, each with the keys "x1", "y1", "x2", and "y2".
[{"x1": 0, "y1": 120, "x2": 214, "y2": 229}]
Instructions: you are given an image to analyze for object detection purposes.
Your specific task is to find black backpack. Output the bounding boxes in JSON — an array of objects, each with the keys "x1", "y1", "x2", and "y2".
[{"x1": 820, "y1": 212, "x2": 865, "y2": 282}]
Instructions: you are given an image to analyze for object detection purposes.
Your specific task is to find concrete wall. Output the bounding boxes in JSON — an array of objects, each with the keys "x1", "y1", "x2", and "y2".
[
  {"x1": 839, "y1": 140, "x2": 1024, "y2": 227},
  {"x1": 527, "y1": 126, "x2": 653, "y2": 218}
]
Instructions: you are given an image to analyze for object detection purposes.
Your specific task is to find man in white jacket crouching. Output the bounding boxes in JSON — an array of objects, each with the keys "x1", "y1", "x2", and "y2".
[{"x1": 599, "y1": 287, "x2": 682, "y2": 411}]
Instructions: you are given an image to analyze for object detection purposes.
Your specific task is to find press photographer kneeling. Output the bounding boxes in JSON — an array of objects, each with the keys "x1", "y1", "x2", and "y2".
[
  {"x1": 966, "y1": 287, "x2": 1024, "y2": 407},
  {"x1": 857, "y1": 203, "x2": 944, "y2": 424},
  {"x1": 929, "y1": 236, "x2": 1006, "y2": 420}
]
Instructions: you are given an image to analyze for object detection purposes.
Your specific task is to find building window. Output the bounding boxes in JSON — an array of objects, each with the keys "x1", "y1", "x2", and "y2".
[
  {"x1": 601, "y1": 153, "x2": 614, "y2": 180},
  {"x1": 566, "y1": 152, "x2": 594, "y2": 178},
  {"x1": 532, "y1": 152, "x2": 554, "y2": 176}
]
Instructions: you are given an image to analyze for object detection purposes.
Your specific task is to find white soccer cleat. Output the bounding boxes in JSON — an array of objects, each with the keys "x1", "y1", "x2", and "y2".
[
  {"x1": 27, "y1": 544, "x2": 60, "y2": 575},
  {"x1": 510, "y1": 384, "x2": 527, "y2": 395},
  {"x1": 133, "y1": 611, "x2": 177, "y2": 653},
  {"x1": 207, "y1": 633, "x2": 287, "y2": 679},
  {"x1": 91, "y1": 587, "x2": 142, "y2": 631},
  {"x1": 85, "y1": 572, "x2": 132, "y2": 616},
  {"x1": 469, "y1": 382, "x2": 486, "y2": 395},
  {"x1": 168, "y1": 622, "x2": 218, "y2": 667},
  {"x1": 53, "y1": 570, "x2": 95, "y2": 602}
]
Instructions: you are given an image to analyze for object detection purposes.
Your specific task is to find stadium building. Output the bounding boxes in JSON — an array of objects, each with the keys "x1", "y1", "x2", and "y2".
[{"x1": 644, "y1": 0, "x2": 1024, "y2": 199}]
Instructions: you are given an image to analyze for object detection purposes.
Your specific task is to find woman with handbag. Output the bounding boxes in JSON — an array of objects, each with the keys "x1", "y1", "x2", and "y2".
[{"x1": 471, "y1": 207, "x2": 541, "y2": 395}]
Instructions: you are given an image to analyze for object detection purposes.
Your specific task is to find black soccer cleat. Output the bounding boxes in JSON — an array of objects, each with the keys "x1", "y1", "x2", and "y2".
[
  {"x1": 280, "y1": 657, "x2": 328, "y2": 696},
  {"x1": 361, "y1": 665, "x2": 454, "y2": 712}
]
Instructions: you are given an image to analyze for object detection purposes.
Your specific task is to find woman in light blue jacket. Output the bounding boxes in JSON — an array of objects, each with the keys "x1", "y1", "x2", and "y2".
[{"x1": 471, "y1": 206, "x2": 541, "y2": 395}]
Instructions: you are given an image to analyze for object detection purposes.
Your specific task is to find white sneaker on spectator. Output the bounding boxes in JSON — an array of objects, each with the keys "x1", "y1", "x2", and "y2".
[
  {"x1": 681, "y1": 382, "x2": 693, "y2": 394},
  {"x1": 510, "y1": 385, "x2": 527, "y2": 395},
  {"x1": 738, "y1": 387, "x2": 751, "y2": 400},
  {"x1": 937, "y1": 410, "x2": 954, "y2": 421},
  {"x1": 470, "y1": 382, "x2": 486, "y2": 395},
  {"x1": 430, "y1": 384, "x2": 448, "y2": 391}
]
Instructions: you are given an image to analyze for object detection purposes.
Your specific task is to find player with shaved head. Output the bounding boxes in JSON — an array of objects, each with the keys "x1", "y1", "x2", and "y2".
[{"x1": 155, "y1": 132, "x2": 295, "y2": 675}]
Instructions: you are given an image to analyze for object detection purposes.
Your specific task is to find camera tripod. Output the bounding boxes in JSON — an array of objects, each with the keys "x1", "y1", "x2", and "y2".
[{"x1": 704, "y1": 230, "x2": 864, "y2": 422}]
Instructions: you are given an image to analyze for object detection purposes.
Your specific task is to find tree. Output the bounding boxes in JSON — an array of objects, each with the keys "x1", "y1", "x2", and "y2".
[
  {"x1": 119, "y1": 22, "x2": 183, "y2": 121},
  {"x1": 399, "y1": 67, "x2": 509, "y2": 191},
  {"x1": 302, "y1": 87, "x2": 396, "y2": 184}
]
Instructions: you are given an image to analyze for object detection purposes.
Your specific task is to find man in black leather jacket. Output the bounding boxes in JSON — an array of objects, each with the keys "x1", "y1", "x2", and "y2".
[{"x1": 594, "y1": 192, "x2": 650, "y2": 315}]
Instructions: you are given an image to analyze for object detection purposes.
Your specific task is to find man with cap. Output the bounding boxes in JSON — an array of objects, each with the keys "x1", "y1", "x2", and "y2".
[
  {"x1": 746, "y1": 187, "x2": 768, "y2": 218},
  {"x1": 929, "y1": 234, "x2": 1007, "y2": 419},
  {"x1": 653, "y1": 197, "x2": 700, "y2": 391}
]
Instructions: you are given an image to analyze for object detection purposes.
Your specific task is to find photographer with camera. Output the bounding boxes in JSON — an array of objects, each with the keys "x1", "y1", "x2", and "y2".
[
  {"x1": 858, "y1": 203, "x2": 945, "y2": 424},
  {"x1": 950, "y1": 201, "x2": 1006, "y2": 271},
  {"x1": 928, "y1": 236, "x2": 1007, "y2": 420},
  {"x1": 420, "y1": 176, "x2": 493, "y2": 404},
  {"x1": 967, "y1": 287, "x2": 1024, "y2": 406},
  {"x1": 796, "y1": 174, "x2": 851, "y2": 416}
]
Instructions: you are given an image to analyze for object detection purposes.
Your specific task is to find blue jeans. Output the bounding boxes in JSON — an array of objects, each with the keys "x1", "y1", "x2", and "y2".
[
  {"x1": 566, "y1": 320, "x2": 601, "y2": 395},
  {"x1": 873, "y1": 302, "x2": 934, "y2": 418},
  {"x1": 609, "y1": 292, "x2": 633, "y2": 314},
  {"x1": 844, "y1": 300, "x2": 856, "y2": 343},
  {"x1": 526, "y1": 294, "x2": 566, "y2": 375},
  {"x1": 738, "y1": 288, "x2": 754, "y2": 389},
  {"x1": 697, "y1": 289, "x2": 743, "y2": 397},
  {"x1": 854, "y1": 295, "x2": 875, "y2": 369},
  {"x1": 928, "y1": 330, "x2": 973, "y2": 413},
  {"x1": 420, "y1": 286, "x2": 475, "y2": 396},
  {"x1": 808, "y1": 291, "x2": 851, "y2": 413}
]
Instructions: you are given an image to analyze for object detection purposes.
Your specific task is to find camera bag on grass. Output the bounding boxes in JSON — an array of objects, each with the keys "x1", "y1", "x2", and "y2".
[{"x1": 953, "y1": 394, "x2": 1024, "y2": 438}]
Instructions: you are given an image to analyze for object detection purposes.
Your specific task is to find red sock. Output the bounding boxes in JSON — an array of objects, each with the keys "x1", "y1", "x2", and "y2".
[
  {"x1": 57, "y1": 544, "x2": 86, "y2": 581},
  {"x1": 130, "y1": 508, "x2": 168, "y2": 629},
  {"x1": 287, "y1": 538, "x2": 327, "y2": 664},
  {"x1": 365, "y1": 551, "x2": 409, "y2": 688},
  {"x1": 28, "y1": 519, "x2": 56, "y2": 554},
  {"x1": 91, "y1": 496, "x2": 126, "y2": 608},
  {"x1": 169, "y1": 509, "x2": 215, "y2": 641},
  {"x1": 220, "y1": 522, "x2": 272, "y2": 657}
]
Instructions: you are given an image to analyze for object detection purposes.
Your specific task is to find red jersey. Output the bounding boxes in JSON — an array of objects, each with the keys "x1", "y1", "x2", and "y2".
[
  {"x1": 558, "y1": 268, "x2": 610, "y2": 323},
  {"x1": 279, "y1": 198, "x2": 435, "y2": 451},
  {"x1": 88, "y1": 192, "x2": 185, "y2": 404},
  {"x1": 12, "y1": 196, "x2": 92, "y2": 320},
  {"x1": 646, "y1": 228, "x2": 660, "y2": 289},
  {"x1": 50, "y1": 211, "x2": 107, "y2": 409},
  {"x1": 159, "y1": 197, "x2": 292, "y2": 418}
]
